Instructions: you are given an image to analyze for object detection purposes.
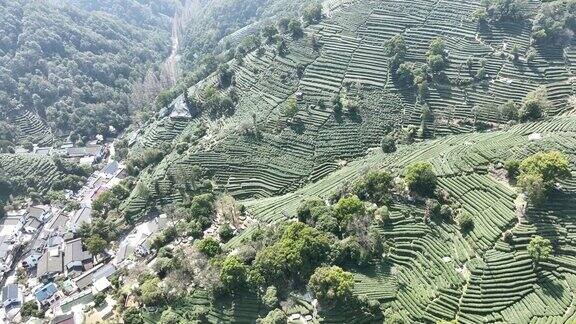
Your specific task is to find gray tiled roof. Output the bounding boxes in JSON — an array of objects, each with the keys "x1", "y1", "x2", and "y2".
[
  {"x1": 65, "y1": 146, "x2": 102, "y2": 158},
  {"x1": 64, "y1": 239, "x2": 92, "y2": 267},
  {"x1": 46, "y1": 213, "x2": 68, "y2": 231},
  {"x1": 2, "y1": 284, "x2": 19, "y2": 302},
  {"x1": 70, "y1": 207, "x2": 91, "y2": 227},
  {"x1": 37, "y1": 250, "x2": 63, "y2": 277},
  {"x1": 102, "y1": 161, "x2": 119, "y2": 175},
  {"x1": 25, "y1": 217, "x2": 42, "y2": 230},
  {"x1": 27, "y1": 206, "x2": 47, "y2": 220},
  {"x1": 74, "y1": 272, "x2": 93, "y2": 290},
  {"x1": 93, "y1": 263, "x2": 116, "y2": 281}
]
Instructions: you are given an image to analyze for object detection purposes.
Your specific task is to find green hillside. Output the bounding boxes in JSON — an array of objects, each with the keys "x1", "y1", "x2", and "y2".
[
  {"x1": 125, "y1": 116, "x2": 576, "y2": 324},
  {"x1": 0, "y1": 153, "x2": 89, "y2": 202},
  {"x1": 0, "y1": 0, "x2": 172, "y2": 148},
  {"x1": 106, "y1": 1, "x2": 576, "y2": 323},
  {"x1": 2, "y1": 0, "x2": 575, "y2": 323},
  {"x1": 125, "y1": 0, "x2": 575, "y2": 213},
  {"x1": 241, "y1": 116, "x2": 576, "y2": 323}
]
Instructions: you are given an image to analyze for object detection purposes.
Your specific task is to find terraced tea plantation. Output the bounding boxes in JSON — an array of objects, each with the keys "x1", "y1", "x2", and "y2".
[
  {"x1": 112, "y1": 0, "x2": 576, "y2": 322},
  {"x1": 131, "y1": 116, "x2": 576, "y2": 323},
  {"x1": 129, "y1": 0, "x2": 575, "y2": 208},
  {"x1": 0, "y1": 153, "x2": 73, "y2": 198},
  {"x1": 237, "y1": 117, "x2": 576, "y2": 323}
]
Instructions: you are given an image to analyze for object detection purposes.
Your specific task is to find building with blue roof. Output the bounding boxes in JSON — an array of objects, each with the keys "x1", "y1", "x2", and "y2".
[{"x1": 35, "y1": 282, "x2": 58, "y2": 306}]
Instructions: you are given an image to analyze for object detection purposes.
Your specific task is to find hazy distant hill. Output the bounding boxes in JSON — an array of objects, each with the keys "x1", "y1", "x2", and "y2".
[{"x1": 0, "y1": 0, "x2": 172, "y2": 149}]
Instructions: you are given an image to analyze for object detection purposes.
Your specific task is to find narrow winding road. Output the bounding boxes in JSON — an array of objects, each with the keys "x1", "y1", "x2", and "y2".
[
  {"x1": 163, "y1": 0, "x2": 196, "y2": 85},
  {"x1": 163, "y1": 12, "x2": 182, "y2": 85}
]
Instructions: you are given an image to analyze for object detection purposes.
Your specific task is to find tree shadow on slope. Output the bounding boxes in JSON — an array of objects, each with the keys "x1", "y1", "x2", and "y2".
[
  {"x1": 434, "y1": 82, "x2": 453, "y2": 100},
  {"x1": 392, "y1": 81, "x2": 418, "y2": 107},
  {"x1": 354, "y1": 259, "x2": 393, "y2": 278},
  {"x1": 348, "y1": 108, "x2": 362, "y2": 123},
  {"x1": 538, "y1": 273, "x2": 565, "y2": 297},
  {"x1": 289, "y1": 118, "x2": 306, "y2": 134},
  {"x1": 527, "y1": 187, "x2": 576, "y2": 251}
]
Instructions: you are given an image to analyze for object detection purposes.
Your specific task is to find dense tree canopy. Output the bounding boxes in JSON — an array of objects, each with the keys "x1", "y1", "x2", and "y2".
[
  {"x1": 303, "y1": 2, "x2": 323, "y2": 25},
  {"x1": 21, "y1": 300, "x2": 44, "y2": 319},
  {"x1": 517, "y1": 151, "x2": 571, "y2": 204},
  {"x1": 333, "y1": 195, "x2": 366, "y2": 230},
  {"x1": 404, "y1": 162, "x2": 437, "y2": 197},
  {"x1": 139, "y1": 277, "x2": 166, "y2": 305},
  {"x1": 427, "y1": 37, "x2": 448, "y2": 73},
  {"x1": 258, "y1": 309, "x2": 287, "y2": 324},
  {"x1": 123, "y1": 307, "x2": 144, "y2": 324},
  {"x1": 308, "y1": 266, "x2": 354, "y2": 303},
  {"x1": 254, "y1": 222, "x2": 332, "y2": 287},
  {"x1": 385, "y1": 34, "x2": 407, "y2": 71},
  {"x1": 0, "y1": 0, "x2": 171, "y2": 144},
  {"x1": 519, "y1": 151, "x2": 571, "y2": 186},
  {"x1": 180, "y1": 0, "x2": 308, "y2": 69},
  {"x1": 219, "y1": 256, "x2": 249, "y2": 293},
  {"x1": 532, "y1": 0, "x2": 576, "y2": 45},
  {"x1": 85, "y1": 235, "x2": 108, "y2": 255},
  {"x1": 456, "y1": 211, "x2": 474, "y2": 233},
  {"x1": 381, "y1": 135, "x2": 397, "y2": 153},
  {"x1": 196, "y1": 237, "x2": 222, "y2": 258},
  {"x1": 353, "y1": 170, "x2": 393, "y2": 206},
  {"x1": 484, "y1": 0, "x2": 529, "y2": 22},
  {"x1": 527, "y1": 235, "x2": 552, "y2": 265},
  {"x1": 519, "y1": 86, "x2": 549, "y2": 121}
]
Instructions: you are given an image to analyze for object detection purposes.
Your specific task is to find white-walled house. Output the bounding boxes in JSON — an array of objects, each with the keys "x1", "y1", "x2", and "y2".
[
  {"x1": 21, "y1": 253, "x2": 42, "y2": 268},
  {"x1": 27, "y1": 205, "x2": 52, "y2": 223}
]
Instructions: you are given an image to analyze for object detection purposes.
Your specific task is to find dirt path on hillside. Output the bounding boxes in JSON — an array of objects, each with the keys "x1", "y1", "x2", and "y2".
[
  {"x1": 163, "y1": 13, "x2": 182, "y2": 84},
  {"x1": 162, "y1": 0, "x2": 196, "y2": 84}
]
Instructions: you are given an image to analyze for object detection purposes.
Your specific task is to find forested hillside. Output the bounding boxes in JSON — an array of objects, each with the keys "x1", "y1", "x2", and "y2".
[
  {"x1": 179, "y1": 0, "x2": 309, "y2": 69},
  {"x1": 69, "y1": 0, "x2": 179, "y2": 26},
  {"x1": 125, "y1": 0, "x2": 576, "y2": 207},
  {"x1": 96, "y1": 0, "x2": 576, "y2": 322},
  {"x1": 0, "y1": 0, "x2": 173, "y2": 149},
  {"x1": 2, "y1": 0, "x2": 576, "y2": 323}
]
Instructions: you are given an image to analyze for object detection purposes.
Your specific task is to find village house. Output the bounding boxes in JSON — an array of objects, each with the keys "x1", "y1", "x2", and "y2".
[
  {"x1": 35, "y1": 282, "x2": 59, "y2": 307},
  {"x1": 101, "y1": 160, "x2": 120, "y2": 179},
  {"x1": 64, "y1": 238, "x2": 93, "y2": 277},
  {"x1": 6, "y1": 209, "x2": 27, "y2": 223},
  {"x1": 21, "y1": 252, "x2": 42, "y2": 268},
  {"x1": 45, "y1": 212, "x2": 69, "y2": 235},
  {"x1": 14, "y1": 146, "x2": 29, "y2": 154},
  {"x1": 67, "y1": 207, "x2": 91, "y2": 234},
  {"x1": 24, "y1": 216, "x2": 43, "y2": 234},
  {"x1": 51, "y1": 313, "x2": 76, "y2": 324},
  {"x1": 60, "y1": 279, "x2": 77, "y2": 296},
  {"x1": 63, "y1": 146, "x2": 104, "y2": 165},
  {"x1": 0, "y1": 236, "x2": 14, "y2": 277},
  {"x1": 33, "y1": 147, "x2": 52, "y2": 156},
  {"x1": 74, "y1": 263, "x2": 116, "y2": 292},
  {"x1": 93, "y1": 277, "x2": 111, "y2": 294},
  {"x1": 2, "y1": 284, "x2": 22, "y2": 309},
  {"x1": 27, "y1": 205, "x2": 52, "y2": 223},
  {"x1": 37, "y1": 247, "x2": 64, "y2": 280},
  {"x1": 1, "y1": 211, "x2": 25, "y2": 242},
  {"x1": 0, "y1": 210, "x2": 26, "y2": 278},
  {"x1": 46, "y1": 233, "x2": 65, "y2": 249},
  {"x1": 114, "y1": 214, "x2": 168, "y2": 265},
  {"x1": 89, "y1": 177, "x2": 108, "y2": 201},
  {"x1": 32, "y1": 233, "x2": 48, "y2": 253},
  {"x1": 59, "y1": 288, "x2": 93, "y2": 315}
]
